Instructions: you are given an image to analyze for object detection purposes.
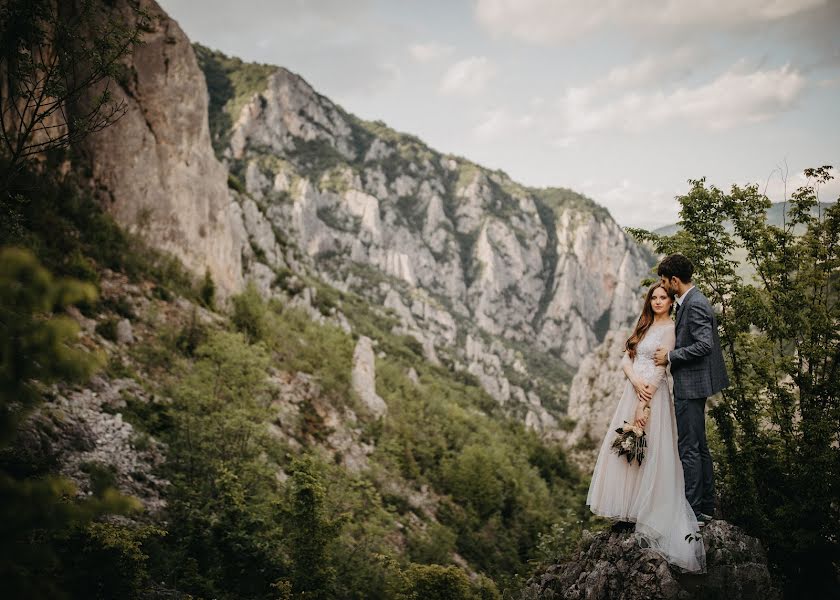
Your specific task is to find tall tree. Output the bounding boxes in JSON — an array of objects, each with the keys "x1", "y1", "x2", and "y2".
[{"x1": 629, "y1": 166, "x2": 840, "y2": 595}]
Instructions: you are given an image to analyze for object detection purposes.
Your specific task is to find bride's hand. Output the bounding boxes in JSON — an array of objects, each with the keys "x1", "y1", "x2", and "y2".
[
  {"x1": 634, "y1": 402, "x2": 650, "y2": 428},
  {"x1": 632, "y1": 378, "x2": 654, "y2": 402}
]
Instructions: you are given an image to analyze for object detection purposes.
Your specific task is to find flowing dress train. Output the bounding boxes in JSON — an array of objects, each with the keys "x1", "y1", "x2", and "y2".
[{"x1": 586, "y1": 322, "x2": 706, "y2": 573}]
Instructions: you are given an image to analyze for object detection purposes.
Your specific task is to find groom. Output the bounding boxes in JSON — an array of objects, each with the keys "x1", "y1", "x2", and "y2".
[{"x1": 654, "y1": 254, "x2": 729, "y2": 526}]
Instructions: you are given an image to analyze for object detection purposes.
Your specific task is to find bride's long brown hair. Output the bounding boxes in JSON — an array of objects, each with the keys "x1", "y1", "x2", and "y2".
[{"x1": 625, "y1": 282, "x2": 675, "y2": 359}]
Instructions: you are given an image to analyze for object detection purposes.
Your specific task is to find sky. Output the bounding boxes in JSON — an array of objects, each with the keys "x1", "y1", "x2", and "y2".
[{"x1": 159, "y1": 0, "x2": 840, "y2": 229}]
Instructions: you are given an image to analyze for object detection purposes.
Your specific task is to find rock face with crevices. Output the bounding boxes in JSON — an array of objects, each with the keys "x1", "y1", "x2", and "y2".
[
  {"x1": 564, "y1": 329, "x2": 632, "y2": 468},
  {"x1": 195, "y1": 47, "x2": 654, "y2": 427},
  {"x1": 520, "y1": 521, "x2": 780, "y2": 600},
  {"x1": 72, "y1": 0, "x2": 245, "y2": 298},
  {"x1": 63, "y1": 0, "x2": 655, "y2": 430}
]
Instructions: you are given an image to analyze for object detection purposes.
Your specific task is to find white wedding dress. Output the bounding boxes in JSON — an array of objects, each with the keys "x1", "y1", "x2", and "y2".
[{"x1": 586, "y1": 322, "x2": 706, "y2": 573}]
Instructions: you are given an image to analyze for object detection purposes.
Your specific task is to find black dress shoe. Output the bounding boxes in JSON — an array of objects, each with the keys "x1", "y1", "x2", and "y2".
[
  {"x1": 696, "y1": 513, "x2": 713, "y2": 527},
  {"x1": 610, "y1": 521, "x2": 635, "y2": 533}
]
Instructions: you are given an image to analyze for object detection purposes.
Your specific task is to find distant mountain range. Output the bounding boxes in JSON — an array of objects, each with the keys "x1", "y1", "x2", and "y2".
[{"x1": 653, "y1": 201, "x2": 834, "y2": 236}]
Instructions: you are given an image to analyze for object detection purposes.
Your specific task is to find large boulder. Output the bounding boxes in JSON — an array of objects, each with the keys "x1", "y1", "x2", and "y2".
[{"x1": 521, "y1": 521, "x2": 780, "y2": 600}]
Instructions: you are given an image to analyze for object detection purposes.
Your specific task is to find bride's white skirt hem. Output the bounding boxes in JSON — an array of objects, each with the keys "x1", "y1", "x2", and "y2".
[
  {"x1": 586, "y1": 376, "x2": 707, "y2": 575},
  {"x1": 587, "y1": 503, "x2": 707, "y2": 574}
]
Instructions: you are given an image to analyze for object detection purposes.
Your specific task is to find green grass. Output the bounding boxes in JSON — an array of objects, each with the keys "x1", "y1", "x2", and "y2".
[{"x1": 193, "y1": 43, "x2": 276, "y2": 157}]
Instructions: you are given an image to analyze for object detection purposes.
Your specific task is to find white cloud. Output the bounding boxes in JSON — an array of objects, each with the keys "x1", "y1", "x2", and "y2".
[
  {"x1": 600, "y1": 46, "x2": 702, "y2": 91},
  {"x1": 465, "y1": 61, "x2": 806, "y2": 145},
  {"x1": 439, "y1": 56, "x2": 497, "y2": 95},
  {"x1": 576, "y1": 178, "x2": 682, "y2": 228},
  {"x1": 558, "y1": 63, "x2": 806, "y2": 134},
  {"x1": 473, "y1": 108, "x2": 534, "y2": 139},
  {"x1": 409, "y1": 41, "x2": 454, "y2": 62},
  {"x1": 760, "y1": 165, "x2": 840, "y2": 203},
  {"x1": 557, "y1": 47, "x2": 703, "y2": 109},
  {"x1": 550, "y1": 135, "x2": 576, "y2": 148},
  {"x1": 473, "y1": 0, "x2": 825, "y2": 44}
]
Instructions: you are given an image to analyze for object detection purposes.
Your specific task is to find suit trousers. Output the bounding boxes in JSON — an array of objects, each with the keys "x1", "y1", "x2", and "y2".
[{"x1": 674, "y1": 396, "x2": 715, "y2": 516}]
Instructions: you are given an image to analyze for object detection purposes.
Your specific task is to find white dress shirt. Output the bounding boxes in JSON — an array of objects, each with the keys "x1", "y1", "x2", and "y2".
[
  {"x1": 675, "y1": 285, "x2": 695, "y2": 309},
  {"x1": 667, "y1": 285, "x2": 695, "y2": 364}
]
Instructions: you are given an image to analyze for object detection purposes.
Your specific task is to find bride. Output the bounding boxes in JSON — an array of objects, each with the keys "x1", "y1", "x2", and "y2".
[{"x1": 586, "y1": 282, "x2": 706, "y2": 573}]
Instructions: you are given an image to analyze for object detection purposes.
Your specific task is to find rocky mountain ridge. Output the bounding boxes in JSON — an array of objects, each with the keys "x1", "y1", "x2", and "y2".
[
  {"x1": 70, "y1": 0, "x2": 654, "y2": 429},
  {"x1": 652, "y1": 201, "x2": 835, "y2": 237},
  {"x1": 195, "y1": 46, "x2": 655, "y2": 426}
]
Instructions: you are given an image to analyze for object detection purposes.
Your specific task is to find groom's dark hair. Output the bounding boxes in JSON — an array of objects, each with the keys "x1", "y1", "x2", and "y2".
[{"x1": 657, "y1": 253, "x2": 693, "y2": 283}]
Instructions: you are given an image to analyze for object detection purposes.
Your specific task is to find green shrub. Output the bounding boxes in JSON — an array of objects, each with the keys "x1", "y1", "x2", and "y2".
[
  {"x1": 231, "y1": 280, "x2": 269, "y2": 342},
  {"x1": 280, "y1": 457, "x2": 345, "y2": 599},
  {"x1": 404, "y1": 564, "x2": 494, "y2": 600},
  {"x1": 64, "y1": 249, "x2": 99, "y2": 283},
  {"x1": 227, "y1": 172, "x2": 246, "y2": 193},
  {"x1": 61, "y1": 521, "x2": 164, "y2": 599},
  {"x1": 79, "y1": 461, "x2": 118, "y2": 496},
  {"x1": 200, "y1": 268, "x2": 215, "y2": 309},
  {"x1": 175, "y1": 308, "x2": 208, "y2": 357},
  {"x1": 406, "y1": 522, "x2": 457, "y2": 565},
  {"x1": 95, "y1": 317, "x2": 119, "y2": 342}
]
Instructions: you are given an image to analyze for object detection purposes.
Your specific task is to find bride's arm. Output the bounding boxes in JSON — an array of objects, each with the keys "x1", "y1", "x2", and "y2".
[
  {"x1": 646, "y1": 327, "x2": 676, "y2": 396},
  {"x1": 625, "y1": 351, "x2": 652, "y2": 427},
  {"x1": 622, "y1": 352, "x2": 652, "y2": 402},
  {"x1": 637, "y1": 328, "x2": 676, "y2": 428}
]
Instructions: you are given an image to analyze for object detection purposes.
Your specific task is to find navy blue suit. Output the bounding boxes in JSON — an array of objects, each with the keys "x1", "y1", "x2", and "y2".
[{"x1": 668, "y1": 287, "x2": 730, "y2": 516}]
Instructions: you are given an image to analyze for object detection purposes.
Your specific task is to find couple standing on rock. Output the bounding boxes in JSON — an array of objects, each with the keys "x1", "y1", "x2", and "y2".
[{"x1": 586, "y1": 253, "x2": 730, "y2": 574}]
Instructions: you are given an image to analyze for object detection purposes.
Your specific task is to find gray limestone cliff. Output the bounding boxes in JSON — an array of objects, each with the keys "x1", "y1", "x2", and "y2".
[
  {"x1": 72, "y1": 0, "x2": 245, "y2": 297},
  {"x1": 63, "y1": 0, "x2": 654, "y2": 428},
  {"x1": 195, "y1": 48, "x2": 655, "y2": 425},
  {"x1": 565, "y1": 329, "x2": 632, "y2": 466}
]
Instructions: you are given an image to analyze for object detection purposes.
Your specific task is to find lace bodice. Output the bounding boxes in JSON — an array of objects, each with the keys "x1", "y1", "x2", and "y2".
[{"x1": 623, "y1": 322, "x2": 675, "y2": 387}]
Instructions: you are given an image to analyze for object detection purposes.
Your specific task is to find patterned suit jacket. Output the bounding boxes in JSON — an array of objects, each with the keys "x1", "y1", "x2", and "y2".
[{"x1": 668, "y1": 287, "x2": 730, "y2": 399}]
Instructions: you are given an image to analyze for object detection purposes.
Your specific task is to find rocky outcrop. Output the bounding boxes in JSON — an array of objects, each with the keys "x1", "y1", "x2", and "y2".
[
  {"x1": 269, "y1": 370, "x2": 375, "y2": 474},
  {"x1": 521, "y1": 521, "x2": 781, "y2": 600},
  {"x1": 74, "y1": 0, "x2": 245, "y2": 297},
  {"x1": 565, "y1": 329, "x2": 631, "y2": 467},
  {"x1": 15, "y1": 376, "x2": 168, "y2": 512},
  {"x1": 351, "y1": 336, "x2": 388, "y2": 418},
  {"x1": 228, "y1": 68, "x2": 356, "y2": 162}
]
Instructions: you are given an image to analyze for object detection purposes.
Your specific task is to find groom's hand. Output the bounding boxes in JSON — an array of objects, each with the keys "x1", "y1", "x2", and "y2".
[{"x1": 654, "y1": 347, "x2": 669, "y2": 366}]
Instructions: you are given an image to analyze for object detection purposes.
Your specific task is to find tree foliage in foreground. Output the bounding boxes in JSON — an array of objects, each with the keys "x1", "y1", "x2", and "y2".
[
  {"x1": 0, "y1": 0, "x2": 146, "y2": 184},
  {"x1": 629, "y1": 166, "x2": 840, "y2": 595},
  {"x1": 0, "y1": 248, "x2": 147, "y2": 599}
]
